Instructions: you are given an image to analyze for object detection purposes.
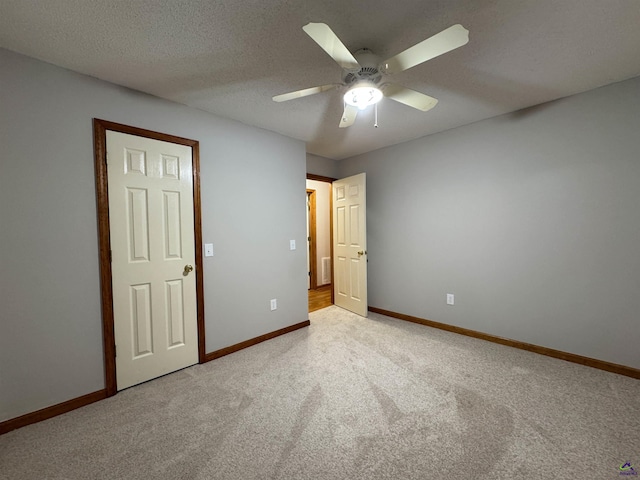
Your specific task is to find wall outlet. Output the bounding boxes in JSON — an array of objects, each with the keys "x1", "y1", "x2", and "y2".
[
  {"x1": 270, "y1": 299, "x2": 277, "y2": 311},
  {"x1": 204, "y1": 243, "x2": 214, "y2": 257},
  {"x1": 289, "y1": 239, "x2": 296, "y2": 250},
  {"x1": 446, "y1": 294, "x2": 455, "y2": 306}
]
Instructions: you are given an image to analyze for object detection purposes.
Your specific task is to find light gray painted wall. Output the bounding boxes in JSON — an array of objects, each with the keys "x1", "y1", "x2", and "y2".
[
  {"x1": 0, "y1": 48, "x2": 308, "y2": 421},
  {"x1": 339, "y1": 76, "x2": 640, "y2": 369},
  {"x1": 306, "y1": 153, "x2": 339, "y2": 178}
]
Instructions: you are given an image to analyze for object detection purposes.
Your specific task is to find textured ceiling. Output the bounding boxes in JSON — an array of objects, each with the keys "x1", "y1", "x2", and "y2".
[{"x1": 1, "y1": 0, "x2": 639, "y2": 160}]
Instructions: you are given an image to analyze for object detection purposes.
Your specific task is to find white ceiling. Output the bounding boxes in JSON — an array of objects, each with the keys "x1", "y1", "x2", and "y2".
[{"x1": 1, "y1": 0, "x2": 639, "y2": 160}]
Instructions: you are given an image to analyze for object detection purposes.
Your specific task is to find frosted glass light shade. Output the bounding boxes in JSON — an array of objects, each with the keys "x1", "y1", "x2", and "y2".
[{"x1": 344, "y1": 83, "x2": 383, "y2": 110}]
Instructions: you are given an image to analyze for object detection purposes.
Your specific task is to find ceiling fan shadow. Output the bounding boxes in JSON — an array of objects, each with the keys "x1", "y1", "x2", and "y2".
[
  {"x1": 426, "y1": 65, "x2": 565, "y2": 118},
  {"x1": 505, "y1": 100, "x2": 560, "y2": 120}
]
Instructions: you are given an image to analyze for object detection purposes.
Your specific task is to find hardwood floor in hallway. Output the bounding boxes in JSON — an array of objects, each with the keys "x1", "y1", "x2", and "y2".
[{"x1": 309, "y1": 284, "x2": 332, "y2": 312}]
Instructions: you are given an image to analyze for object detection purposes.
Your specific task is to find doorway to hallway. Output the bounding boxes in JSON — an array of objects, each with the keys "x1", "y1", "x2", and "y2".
[{"x1": 306, "y1": 174, "x2": 335, "y2": 312}]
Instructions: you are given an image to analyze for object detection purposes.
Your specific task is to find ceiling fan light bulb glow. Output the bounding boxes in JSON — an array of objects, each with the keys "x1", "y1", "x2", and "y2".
[{"x1": 344, "y1": 84, "x2": 383, "y2": 110}]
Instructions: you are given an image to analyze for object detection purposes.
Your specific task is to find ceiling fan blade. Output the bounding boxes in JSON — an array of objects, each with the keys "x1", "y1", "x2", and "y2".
[
  {"x1": 272, "y1": 84, "x2": 338, "y2": 102},
  {"x1": 380, "y1": 24, "x2": 469, "y2": 75},
  {"x1": 383, "y1": 84, "x2": 438, "y2": 111},
  {"x1": 302, "y1": 23, "x2": 360, "y2": 71},
  {"x1": 339, "y1": 104, "x2": 359, "y2": 128}
]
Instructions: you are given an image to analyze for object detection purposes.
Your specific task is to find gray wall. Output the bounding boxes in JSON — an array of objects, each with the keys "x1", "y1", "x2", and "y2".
[
  {"x1": 0, "y1": 48, "x2": 308, "y2": 421},
  {"x1": 339, "y1": 76, "x2": 640, "y2": 369},
  {"x1": 306, "y1": 153, "x2": 339, "y2": 179}
]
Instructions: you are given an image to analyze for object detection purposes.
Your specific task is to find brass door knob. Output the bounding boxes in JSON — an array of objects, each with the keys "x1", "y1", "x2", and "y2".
[
  {"x1": 183, "y1": 264, "x2": 194, "y2": 276},
  {"x1": 357, "y1": 250, "x2": 367, "y2": 256}
]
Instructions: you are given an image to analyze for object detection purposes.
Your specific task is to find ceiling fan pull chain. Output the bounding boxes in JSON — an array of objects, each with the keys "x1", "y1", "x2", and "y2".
[{"x1": 374, "y1": 102, "x2": 379, "y2": 128}]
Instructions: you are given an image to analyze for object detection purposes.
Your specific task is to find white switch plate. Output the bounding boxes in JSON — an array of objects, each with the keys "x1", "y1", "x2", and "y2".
[
  {"x1": 446, "y1": 294, "x2": 455, "y2": 306},
  {"x1": 289, "y1": 239, "x2": 296, "y2": 250},
  {"x1": 270, "y1": 299, "x2": 277, "y2": 311},
  {"x1": 204, "y1": 243, "x2": 214, "y2": 257}
]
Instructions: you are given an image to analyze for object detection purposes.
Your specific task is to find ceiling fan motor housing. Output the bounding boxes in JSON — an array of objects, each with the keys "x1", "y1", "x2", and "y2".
[{"x1": 343, "y1": 48, "x2": 383, "y2": 86}]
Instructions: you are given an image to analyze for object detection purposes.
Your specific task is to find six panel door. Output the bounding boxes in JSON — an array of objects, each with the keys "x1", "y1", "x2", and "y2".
[
  {"x1": 333, "y1": 173, "x2": 368, "y2": 317},
  {"x1": 107, "y1": 131, "x2": 198, "y2": 390}
]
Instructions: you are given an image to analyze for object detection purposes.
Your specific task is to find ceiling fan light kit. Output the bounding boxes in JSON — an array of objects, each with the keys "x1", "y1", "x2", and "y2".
[
  {"x1": 273, "y1": 22, "x2": 469, "y2": 128},
  {"x1": 344, "y1": 81, "x2": 383, "y2": 110}
]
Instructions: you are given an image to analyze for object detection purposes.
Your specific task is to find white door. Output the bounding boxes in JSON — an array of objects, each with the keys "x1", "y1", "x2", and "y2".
[
  {"x1": 333, "y1": 173, "x2": 368, "y2": 316},
  {"x1": 107, "y1": 130, "x2": 199, "y2": 390}
]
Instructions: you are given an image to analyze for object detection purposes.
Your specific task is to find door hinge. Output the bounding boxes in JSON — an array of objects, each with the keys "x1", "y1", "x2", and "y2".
[
  {"x1": 308, "y1": 236, "x2": 311, "y2": 241},
  {"x1": 308, "y1": 271, "x2": 311, "y2": 276}
]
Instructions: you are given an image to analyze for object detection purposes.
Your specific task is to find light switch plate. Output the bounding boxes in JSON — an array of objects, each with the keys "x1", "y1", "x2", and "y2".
[
  {"x1": 290, "y1": 239, "x2": 296, "y2": 250},
  {"x1": 204, "y1": 243, "x2": 214, "y2": 257},
  {"x1": 446, "y1": 294, "x2": 455, "y2": 306}
]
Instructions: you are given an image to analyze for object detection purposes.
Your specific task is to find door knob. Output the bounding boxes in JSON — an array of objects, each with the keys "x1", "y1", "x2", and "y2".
[
  {"x1": 183, "y1": 264, "x2": 194, "y2": 276},
  {"x1": 357, "y1": 250, "x2": 367, "y2": 256}
]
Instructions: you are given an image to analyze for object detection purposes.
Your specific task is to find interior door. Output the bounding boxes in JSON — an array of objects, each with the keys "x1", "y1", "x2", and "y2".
[
  {"x1": 107, "y1": 130, "x2": 199, "y2": 390},
  {"x1": 332, "y1": 173, "x2": 367, "y2": 316}
]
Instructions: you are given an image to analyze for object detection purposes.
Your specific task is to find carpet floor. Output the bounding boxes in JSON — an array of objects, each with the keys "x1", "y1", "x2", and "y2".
[{"x1": 1, "y1": 306, "x2": 639, "y2": 479}]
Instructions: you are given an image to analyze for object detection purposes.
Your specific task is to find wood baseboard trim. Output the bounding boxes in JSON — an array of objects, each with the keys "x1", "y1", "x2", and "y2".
[
  {"x1": 1, "y1": 321, "x2": 311, "y2": 435},
  {"x1": 369, "y1": 307, "x2": 640, "y2": 380},
  {"x1": 0, "y1": 389, "x2": 107, "y2": 435},
  {"x1": 204, "y1": 320, "x2": 311, "y2": 362}
]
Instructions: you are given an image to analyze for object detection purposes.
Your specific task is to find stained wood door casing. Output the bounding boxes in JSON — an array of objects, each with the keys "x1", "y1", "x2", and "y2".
[
  {"x1": 107, "y1": 130, "x2": 199, "y2": 390},
  {"x1": 307, "y1": 189, "x2": 317, "y2": 290},
  {"x1": 333, "y1": 173, "x2": 368, "y2": 317}
]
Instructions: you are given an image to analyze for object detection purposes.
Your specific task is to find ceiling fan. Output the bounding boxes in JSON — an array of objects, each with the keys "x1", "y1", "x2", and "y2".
[{"x1": 273, "y1": 23, "x2": 469, "y2": 128}]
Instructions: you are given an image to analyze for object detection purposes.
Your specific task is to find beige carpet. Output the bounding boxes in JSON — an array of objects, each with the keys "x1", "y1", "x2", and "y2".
[{"x1": 1, "y1": 306, "x2": 639, "y2": 479}]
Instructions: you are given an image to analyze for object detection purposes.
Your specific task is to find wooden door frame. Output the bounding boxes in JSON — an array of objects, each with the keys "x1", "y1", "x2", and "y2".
[
  {"x1": 306, "y1": 173, "x2": 336, "y2": 304},
  {"x1": 306, "y1": 189, "x2": 317, "y2": 290},
  {"x1": 93, "y1": 118, "x2": 206, "y2": 397}
]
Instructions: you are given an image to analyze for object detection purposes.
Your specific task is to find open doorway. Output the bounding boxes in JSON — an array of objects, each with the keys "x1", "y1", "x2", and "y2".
[{"x1": 307, "y1": 174, "x2": 335, "y2": 312}]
